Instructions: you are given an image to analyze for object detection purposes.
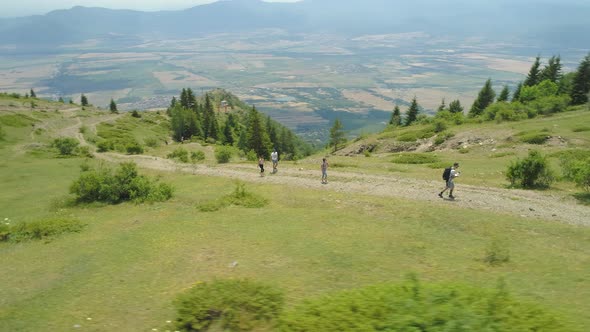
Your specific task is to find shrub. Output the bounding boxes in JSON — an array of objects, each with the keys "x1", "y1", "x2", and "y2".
[
  {"x1": 76, "y1": 146, "x2": 94, "y2": 158},
  {"x1": 391, "y1": 153, "x2": 439, "y2": 164},
  {"x1": 215, "y1": 146, "x2": 233, "y2": 164},
  {"x1": 174, "y1": 279, "x2": 284, "y2": 332},
  {"x1": 69, "y1": 162, "x2": 173, "y2": 204},
  {"x1": 506, "y1": 150, "x2": 555, "y2": 188},
  {"x1": 191, "y1": 151, "x2": 206, "y2": 163},
  {"x1": 518, "y1": 130, "x2": 550, "y2": 145},
  {"x1": 131, "y1": 110, "x2": 141, "y2": 118},
  {"x1": 197, "y1": 182, "x2": 267, "y2": 212},
  {"x1": 0, "y1": 218, "x2": 85, "y2": 243},
  {"x1": 434, "y1": 131, "x2": 454, "y2": 145},
  {"x1": 483, "y1": 238, "x2": 510, "y2": 265},
  {"x1": 126, "y1": 141, "x2": 144, "y2": 155},
  {"x1": 572, "y1": 126, "x2": 590, "y2": 132},
  {"x1": 246, "y1": 150, "x2": 257, "y2": 161},
  {"x1": 96, "y1": 140, "x2": 114, "y2": 152},
  {"x1": 79, "y1": 126, "x2": 88, "y2": 134},
  {"x1": 144, "y1": 137, "x2": 159, "y2": 148},
  {"x1": 562, "y1": 157, "x2": 590, "y2": 192},
  {"x1": 168, "y1": 147, "x2": 189, "y2": 163},
  {"x1": 279, "y1": 277, "x2": 569, "y2": 332},
  {"x1": 432, "y1": 119, "x2": 448, "y2": 133},
  {"x1": 52, "y1": 137, "x2": 80, "y2": 156}
]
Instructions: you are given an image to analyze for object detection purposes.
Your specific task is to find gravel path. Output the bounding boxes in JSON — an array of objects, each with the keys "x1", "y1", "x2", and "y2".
[{"x1": 98, "y1": 153, "x2": 590, "y2": 226}]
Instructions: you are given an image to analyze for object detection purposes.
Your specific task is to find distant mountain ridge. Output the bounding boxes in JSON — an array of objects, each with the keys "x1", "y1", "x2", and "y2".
[{"x1": 1, "y1": 0, "x2": 590, "y2": 49}]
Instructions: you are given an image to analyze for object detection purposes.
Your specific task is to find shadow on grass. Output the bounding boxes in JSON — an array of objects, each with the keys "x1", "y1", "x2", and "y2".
[{"x1": 573, "y1": 192, "x2": 590, "y2": 205}]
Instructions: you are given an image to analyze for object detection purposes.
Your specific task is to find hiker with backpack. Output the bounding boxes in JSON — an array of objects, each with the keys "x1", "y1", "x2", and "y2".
[{"x1": 439, "y1": 162, "x2": 460, "y2": 199}]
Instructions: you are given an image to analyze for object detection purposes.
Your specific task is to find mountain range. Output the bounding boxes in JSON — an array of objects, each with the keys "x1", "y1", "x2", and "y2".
[{"x1": 1, "y1": 0, "x2": 590, "y2": 49}]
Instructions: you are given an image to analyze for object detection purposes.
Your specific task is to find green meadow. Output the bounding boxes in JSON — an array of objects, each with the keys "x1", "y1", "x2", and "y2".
[{"x1": 0, "y1": 99, "x2": 589, "y2": 331}]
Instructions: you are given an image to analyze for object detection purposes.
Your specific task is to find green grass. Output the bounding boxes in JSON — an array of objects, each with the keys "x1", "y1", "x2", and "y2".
[{"x1": 1, "y1": 98, "x2": 589, "y2": 331}]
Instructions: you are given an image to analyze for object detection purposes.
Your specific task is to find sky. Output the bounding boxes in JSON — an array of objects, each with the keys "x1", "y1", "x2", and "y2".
[{"x1": 1, "y1": 0, "x2": 301, "y2": 18}]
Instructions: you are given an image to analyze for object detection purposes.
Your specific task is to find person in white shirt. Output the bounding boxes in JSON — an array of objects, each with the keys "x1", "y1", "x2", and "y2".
[
  {"x1": 271, "y1": 150, "x2": 279, "y2": 173},
  {"x1": 439, "y1": 162, "x2": 460, "y2": 199}
]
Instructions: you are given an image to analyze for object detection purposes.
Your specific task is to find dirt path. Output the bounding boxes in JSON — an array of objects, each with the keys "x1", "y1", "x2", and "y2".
[
  {"x1": 97, "y1": 152, "x2": 589, "y2": 226},
  {"x1": 50, "y1": 111, "x2": 587, "y2": 226}
]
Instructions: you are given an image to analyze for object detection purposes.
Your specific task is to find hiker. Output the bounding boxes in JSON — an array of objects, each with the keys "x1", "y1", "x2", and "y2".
[
  {"x1": 321, "y1": 158, "x2": 329, "y2": 184},
  {"x1": 271, "y1": 149, "x2": 279, "y2": 173},
  {"x1": 439, "y1": 162, "x2": 460, "y2": 199},
  {"x1": 258, "y1": 156, "x2": 265, "y2": 176}
]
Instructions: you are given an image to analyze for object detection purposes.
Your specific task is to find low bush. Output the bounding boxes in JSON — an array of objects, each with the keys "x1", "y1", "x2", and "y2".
[
  {"x1": 396, "y1": 128, "x2": 436, "y2": 142},
  {"x1": 518, "y1": 130, "x2": 550, "y2": 145},
  {"x1": 76, "y1": 146, "x2": 94, "y2": 158},
  {"x1": 197, "y1": 182, "x2": 268, "y2": 212},
  {"x1": 174, "y1": 279, "x2": 284, "y2": 332},
  {"x1": 0, "y1": 218, "x2": 85, "y2": 243},
  {"x1": 168, "y1": 147, "x2": 189, "y2": 163},
  {"x1": 433, "y1": 131, "x2": 454, "y2": 145},
  {"x1": 126, "y1": 141, "x2": 144, "y2": 155},
  {"x1": 506, "y1": 150, "x2": 554, "y2": 188},
  {"x1": 432, "y1": 119, "x2": 448, "y2": 133},
  {"x1": 52, "y1": 137, "x2": 80, "y2": 156},
  {"x1": 572, "y1": 126, "x2": 590, "y2": 132},
  {"x1": 483, "y1": 238, "x2": 510, "y2": 266},
  {"x1": 131, "y1": 110, "x2": 141, "y2": 118},
  {"x1": 69, "y1": 162, "x2": 173, "y2": 204},
  {"x1": 191, "y1": 151, "x2": 206, "y2": 162},
  {"x1": 279, "y1": 277, "x2": 568, "y2": 332},
  {"x1": 391, "y1": 153, "x2": 439, "y2": 164},
  {"x1": 144, "y1": 137, "x2": 159, "y2": 148},
  {"x1": 215, "y1": 146, "x2": 233, "y2": 164}
]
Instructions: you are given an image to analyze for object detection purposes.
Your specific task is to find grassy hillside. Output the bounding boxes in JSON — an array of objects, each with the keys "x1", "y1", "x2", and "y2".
[{"x1": 0, "y1": 96, "x2": 589, "y2": 331}]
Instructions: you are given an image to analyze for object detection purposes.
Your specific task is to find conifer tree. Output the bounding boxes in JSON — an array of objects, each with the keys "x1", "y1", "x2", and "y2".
[
  {"x1": 469, "y1": 79, "x2": 495, "y2": 117},
  {"x1": 570, "y1": 54, "x2": 590, "y2": 105},
  {"x1": 202, "y1": 94, "x2": 219, "y2": 139},
  {"x1": 222, "y1": 123, "x2": 234, "y2": 145},
  {"x1": 109, "y1": 98, "x2": 118, "y2": 113},
  {"x1": 279, "y1": 127, "x2": 296, "y2": 158},
  {"x1": 180, "y1": 88, "x2": 188, "y2": 108},
  {"x1": 448, "y1": 100, "x2": 464, "y2": 113},
  {"x1": 437, "y1": 98, "x2": 446, "y2": 112},
  {"x1": 58, "y1": 96, "x2": 64, "y2": 103},
  {"x1": 170, "y1": 96, "x2": 178, "y2": 108},
  {"x1": 246, "y1": 106, "x2": 272, "y2": 158},
  {"x1": 404, "y1": 97, "x2": 420, "y2": 126},
  {"x1": 497, "y1": 85, "x2": 510, "y2": 102},
  {"x1": 186, "y1": 88, "x2": 196, "y2": 109},
  {"x1": 329, "y1": 118, "x2": 346, "y2": 152},
  {"x1": 30, "y1": 89, "x2": 36, "y2": 98},
  {"x1": 524, "y1": 56, "x2": 542, "y2": 87},
  {"x1": 266, "y1": 115, "x2": 278, "y2": 148},
  {"x1": 512, "y1": 82, "x2": 523, "y2": 102},
  {"x1": 389, "y1": 105, "x2": 402, "y2": 126},
  {"x1": 541, "y1": 55, "x2": 562, "y2": 83},
  {"x1": 81, "y1": 94, "x2": 89, "y2": 107}
]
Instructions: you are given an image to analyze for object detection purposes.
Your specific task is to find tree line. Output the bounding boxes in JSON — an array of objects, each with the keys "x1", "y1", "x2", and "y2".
[{"x1": 167, "y1": 88, "x2": 312, "y2": 160}]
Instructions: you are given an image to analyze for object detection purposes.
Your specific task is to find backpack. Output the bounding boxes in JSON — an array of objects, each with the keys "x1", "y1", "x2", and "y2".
[{"x1": 442, "y1": 167, "x2": 452, "y2": 181}]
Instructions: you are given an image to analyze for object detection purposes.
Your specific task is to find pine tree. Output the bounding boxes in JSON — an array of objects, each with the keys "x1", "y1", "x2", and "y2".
[
  {"x1": 58, "y1": 97, "x2": 64, "y2": 103},
  {"x1": 170, "y1": 96, "x2": 178, "y2": 108},
  {"x1": 469, "y1": 79, "x2": 495, "y2": 117},
  {"x1": 541, "y1": 55, "x2": 562, "y2": 83},
  {"x1": 266, "y1": 115, "x2": 278, "y2": 148},
  {"x1": 524, "y1": 56, "x2": 542, "y2": 87},
  {"x1": 186, "y1": 88, "x2": 196, "y2": 110},
  {"x1": 329, "y1": 118, "x2": 346, "y2": 152},
  {"x1": 30, "y1": 89, "x2": 36, "y2": 98},
  {"x1": 109, "y1": 98, "x2": 118, "y2": 113},
  {"x1": 570, "y1": 54, "x2": 590, "y2": 105},
  {"x1": 180, "y1": 88, "x2": 188, "y2": 108},
  {"x1": 81, "y1": 94, "x2": 89, "y2": 107},
  {"x1": 246, "y1": 106, "x2": 272, "y2": 158},
  {"x1": 222, "y1": 123, "x2": 234, "y2": 145},
  {"x1": 404, "y1": 97, "x2": 420, "y2": 126},
  {"x1": 437, "y1": 98, "x2": 446, "y2": 112},
  {"x1": 512, "y1": 82, "x2": 523, "y2": 102},
  {"x1": 497, "y1": 85, "x2": 510, "y2": 102},
  {"x1": 389, "y1": 105, "x2": 402, "y2": 126},
  {"x1": 448, "y1": 100, "x2": 464, "y2": 114},
  {"x1": 202, "y1": 94, "x2": 219, "y2": 139}
]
